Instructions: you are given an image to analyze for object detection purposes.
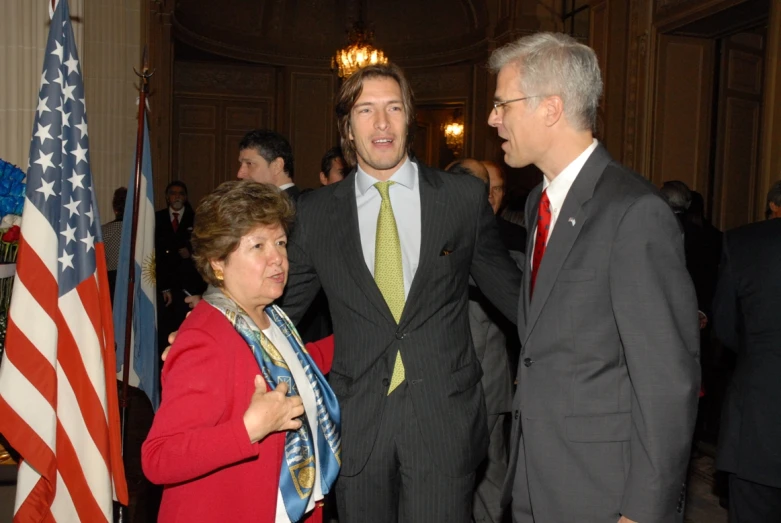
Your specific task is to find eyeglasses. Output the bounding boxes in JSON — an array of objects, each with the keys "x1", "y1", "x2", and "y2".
[{"x1": 492, "y1": 96, "x2": 541, "y2": 115}]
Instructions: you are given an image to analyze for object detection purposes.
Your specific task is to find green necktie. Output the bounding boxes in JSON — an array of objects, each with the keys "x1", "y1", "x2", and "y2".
[{"x1": 374, "y1": 181, "x2": 406, "y2": 395}]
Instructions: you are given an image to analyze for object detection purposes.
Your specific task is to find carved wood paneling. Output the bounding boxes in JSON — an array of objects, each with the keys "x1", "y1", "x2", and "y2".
[
  {"x1": 177, "y1": 132, "x2": 216, "y2": 207},
  {"x1": 727, "y1": 50, "x2": 763, "y2": 95},
  {"x1": 173, "y1": 96, "x2": 273, "y2": 205},
  {"x1": 288, "y1": 72, "x2": 336, "y2": 189},
  {"x1": 146, "y1": 0, "x2": 175, "y2": 210},
  {"x1": 651, "y1": 34, "x2": 715, "y2": 199},
  {"x1": 178, "y1": 104, "x2": 216, "y2": 129},
  {"x1": 590, "y1": 0, "x2": 610, "y2": 143},
  {"x1": 622, "y1": 0, "x2": 654, "y2": 173},
  {"x1": 717, "y1": 98, "x2": 761, "y2": 229},
  {"x1": 174, "y1": 61, "x2": 275, "y2": 98},
  {"x1": 758, "y1": 0, "x2": 781, "y2": 221},
  {"x1": 409, "y1": 66, "x2": 472, "y2": 102},
  {"x1": 173, "y1": 0, "x2": 489, "y2": 68},
  {"x1": 225, "y1": 106, "x2": 270, "y2": 132},
  {"x1": 712, "y1": 31, "x2": 765, "y2": 229},
  {"x1": 654, "y1": 0, "x2": 746, "y2": 29}
]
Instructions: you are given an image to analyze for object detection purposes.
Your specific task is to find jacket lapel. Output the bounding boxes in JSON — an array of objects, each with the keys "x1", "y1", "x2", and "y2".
[
  {"x1": 523, "y1": 145, "x2": 612, "y2": 344},
  {"x1": 331, "y1": 172, "x2": 396, "y2": 323},
  {"x1": 401, "y1": 163, "x2": 447, "y2": 328}
]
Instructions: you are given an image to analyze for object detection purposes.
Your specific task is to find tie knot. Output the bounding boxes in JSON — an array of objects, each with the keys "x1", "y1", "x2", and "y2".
[
  {"x1": 374, "y1": 181, "x2": 395, "y2": 200},
  {"x1": 540, "y1": 189, "x2": 550, "y2": 209},
  {"x1": 172, "y1": 212, "x2": 179, "y2": 217}
]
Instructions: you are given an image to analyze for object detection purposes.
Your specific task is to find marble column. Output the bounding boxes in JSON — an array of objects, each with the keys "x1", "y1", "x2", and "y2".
[
  {"x1": 0, "y1": 0, "x2": 81, "y2": 171},
  {"x1": 83, "y1": 0, "x2": 142, "y2": 222}
]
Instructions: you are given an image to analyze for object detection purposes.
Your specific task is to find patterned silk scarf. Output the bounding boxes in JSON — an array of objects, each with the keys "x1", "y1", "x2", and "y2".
[{"x1": 204, "y1": 287, "x2": 341, "y2": 522}]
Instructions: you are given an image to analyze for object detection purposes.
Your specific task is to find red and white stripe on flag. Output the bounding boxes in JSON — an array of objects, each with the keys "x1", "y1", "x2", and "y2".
[{"x1": 0, "y1": 0, "x2": 127, "y2": 520}]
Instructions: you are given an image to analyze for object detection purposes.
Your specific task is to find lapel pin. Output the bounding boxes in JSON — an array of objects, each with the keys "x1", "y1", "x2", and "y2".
[{"x1": 568, "y1": 217, "x2": 576, "y2": 226}]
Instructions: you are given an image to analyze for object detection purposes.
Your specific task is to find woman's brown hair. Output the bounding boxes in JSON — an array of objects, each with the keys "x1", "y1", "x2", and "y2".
[{"x1": 190, "y1": 180, "x2": 294, "y2": 287}]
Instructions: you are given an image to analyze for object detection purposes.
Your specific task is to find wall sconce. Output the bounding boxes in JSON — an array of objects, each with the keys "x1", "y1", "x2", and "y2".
[{"x1": 442, "y1": 110, "x2": 464, "y2": 156}]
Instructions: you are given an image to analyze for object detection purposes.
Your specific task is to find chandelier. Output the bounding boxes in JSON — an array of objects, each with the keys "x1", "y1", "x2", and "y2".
[
  {"x1": 443, "y1": 110, "x2": 465, "y2": 156},
  {"x1": 331, "y1": 7, "x2": 387, "y2": 78}
]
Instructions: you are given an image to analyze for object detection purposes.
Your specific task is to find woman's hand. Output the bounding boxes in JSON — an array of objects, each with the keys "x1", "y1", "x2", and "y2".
[{"x1": 243, "y1": 376, "x2": 304, "y2": 443}]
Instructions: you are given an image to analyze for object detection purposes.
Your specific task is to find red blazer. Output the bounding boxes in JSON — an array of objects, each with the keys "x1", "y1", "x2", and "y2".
[{"x1": 142, "y1": 302, "x2": 334, "y2": 523}]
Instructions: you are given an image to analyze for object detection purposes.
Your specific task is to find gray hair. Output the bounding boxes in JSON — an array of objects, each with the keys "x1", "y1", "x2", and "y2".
[
  {"x1": 488, "y1": 32, "x2": 603, "y2": 132},
  {"x1": 660, "y1": 181, "x2": 692, "y2": 214}
]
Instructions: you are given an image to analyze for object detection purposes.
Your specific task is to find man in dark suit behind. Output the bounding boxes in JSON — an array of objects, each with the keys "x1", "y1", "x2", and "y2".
[
  {"x1": 280, "y1": 63, "x2": 521, "y2": 522},
  {"x1": 155, "y1": 181, "x2": 205, "y2": 353},
  {"x1": 234, "y1": 128, "x2": 332, "y2": 342},
  {"x1": 712, "y1": 180, "x2": 781, "y2": 522},
  {"x1": 488, "y1": 32, "x2": 700, "y2": 522},
  {"x1": 236, "y1": 129, "x2": 300, "y2": 202},
  {"x1": 446, "y1": 158, "x2": 524, "y2": 523}
]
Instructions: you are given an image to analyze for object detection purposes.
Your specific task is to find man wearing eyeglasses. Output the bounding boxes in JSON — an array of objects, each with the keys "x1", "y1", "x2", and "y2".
[{"x1": 488, "y1": 33, "x2": 700, "y2": 523}]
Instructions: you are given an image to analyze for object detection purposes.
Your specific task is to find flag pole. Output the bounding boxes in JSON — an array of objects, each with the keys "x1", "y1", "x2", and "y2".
[{"x1": 117, "y1": 47, "x2": 153, "y2": 521}]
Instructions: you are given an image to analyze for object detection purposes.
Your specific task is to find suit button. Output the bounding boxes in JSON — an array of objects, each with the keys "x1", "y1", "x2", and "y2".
[
  {"x1": 514, "y1": 410, "x2": 519, "y2": 420},
  {"x1": 395, "y1": 332, "x2": 406, "y2": 340},
  {"x1": 523, "y1": 358, "x2": 533, "y2": 367},
  {"x1": 382, "y1": 378, "x2": 390, "y2": 387}
]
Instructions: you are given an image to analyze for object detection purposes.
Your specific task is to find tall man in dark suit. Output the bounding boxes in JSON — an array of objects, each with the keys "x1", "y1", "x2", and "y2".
[
  {"x1": 488, "y1": 32, "x2": 700, "y2": 522},
  {"x1": 155, "y1": 181, "x2": 205, "y2": 353},
  {"x1": 712, "y1": 180, "x2": 781, "y2": 522},
  {"x1": 236, "y1": 129, "x2": 300, "y2": 202},
  {"x1": 281, "y1": 63, "x2": 521, "y2": 522}
]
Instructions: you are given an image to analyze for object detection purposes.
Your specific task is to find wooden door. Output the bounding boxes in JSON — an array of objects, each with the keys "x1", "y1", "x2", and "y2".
[{"x1": 711, "y1": 31, "x2": 766, "y2": 230}]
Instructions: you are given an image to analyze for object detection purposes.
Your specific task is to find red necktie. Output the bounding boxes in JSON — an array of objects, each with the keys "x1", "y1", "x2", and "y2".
[
  {"x1": 530, "y1": 189, "x2": 551, "y2": 297},
  {"x1": 171, "y1": 212, "x2": 180, "y2": 232}
]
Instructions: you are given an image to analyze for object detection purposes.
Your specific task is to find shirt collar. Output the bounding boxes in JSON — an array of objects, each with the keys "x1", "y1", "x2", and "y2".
[
  {"x1": 355, "y1": 157, "x2": 416, "y2": 196},
  {"x1": 278, "y1": 182, "x2": 295, "y2": 191},
  {"x1": 542, "y1": 138, "x2": 599, "y2": 210},
  {"x1": 169, "y1": 206, "x2": 185, "y2": 219}
]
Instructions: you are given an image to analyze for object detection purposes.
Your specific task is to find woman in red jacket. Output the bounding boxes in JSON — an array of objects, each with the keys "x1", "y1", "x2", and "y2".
[{"x1": 142, "y1": 181, "x2": 340, "y2": 523}]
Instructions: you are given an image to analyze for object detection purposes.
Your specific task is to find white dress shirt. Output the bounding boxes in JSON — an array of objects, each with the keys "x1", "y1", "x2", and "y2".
[
  {"x1": 265, "y1": 318, "x2": 323, "y2": 523},
  {"x1": 355, "y1": 158, "x2": 421, "y2": 298},
  {"x1": 533, "y1": 139, "x2": 599, "y2": 257},
  {"x1": 278, "y1": 182, "x2": 295, "y2": 191},
  {"x1": 543, "y1": 139, "x2": 599, "y2": 235},
  {"x1": 169, "y1": 205, "x2": 185, "y2": 224}
]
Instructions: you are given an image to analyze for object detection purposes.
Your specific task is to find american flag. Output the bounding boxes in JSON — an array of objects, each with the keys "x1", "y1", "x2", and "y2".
[{"x1": 0, "y1": 0, "x2": 128, "y2": 520}]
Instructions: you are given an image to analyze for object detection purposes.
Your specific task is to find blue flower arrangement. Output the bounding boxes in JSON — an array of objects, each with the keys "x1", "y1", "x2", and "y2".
[{"x1": 0, "y1": 159, "x2": 26, "y2": 217}]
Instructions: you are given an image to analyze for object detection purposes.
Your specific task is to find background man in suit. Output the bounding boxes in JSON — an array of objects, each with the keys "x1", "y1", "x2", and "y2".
[
  {"x1": 319, "y1": 145, "x2": 346, "y2": 186},
  {"x1": 712, "y1": 180, "x2": 781, "y2": 522},
  {"x1": 488, "y1": 32, "x2": 700, "y2": 522},
  {"x1": 281, "y1": 63, "x2": 521, "y2": 523},
  {"x1": 155, "y1": 181, "x2": 205, "y2": 354},
  {"x1": 482, "y1": 160, "x2": 507, "y2": 216},
  {"x1": 446, "y1": 158, "x2": 521, "y2": 523},
  {"x1": 237, "y1": 129, "x2": 300, "y2": 202}
]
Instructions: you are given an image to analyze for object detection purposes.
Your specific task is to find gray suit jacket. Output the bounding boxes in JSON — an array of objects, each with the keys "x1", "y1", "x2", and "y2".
[
  {"x1": 281, "y1": 161, "x2": 522, "y2": 477},
  {"x1": 504, "y1": 145, "x2": 700, "y2": 522}
]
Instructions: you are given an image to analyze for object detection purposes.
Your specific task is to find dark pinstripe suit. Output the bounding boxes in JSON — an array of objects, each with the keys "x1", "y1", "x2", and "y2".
[{"x1": 281, "y1": 160, "x2": 521, "y2": 522}]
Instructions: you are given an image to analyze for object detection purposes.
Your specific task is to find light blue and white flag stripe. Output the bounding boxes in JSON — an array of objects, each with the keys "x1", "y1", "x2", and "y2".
[{"x1": 114, "y1": 118, "x2": 159, "y2": 409}]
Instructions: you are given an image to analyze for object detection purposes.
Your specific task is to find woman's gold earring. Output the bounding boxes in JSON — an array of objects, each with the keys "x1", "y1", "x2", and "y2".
[{"x1": 215, "y1": 269, "x2": 224, "y2": 281}]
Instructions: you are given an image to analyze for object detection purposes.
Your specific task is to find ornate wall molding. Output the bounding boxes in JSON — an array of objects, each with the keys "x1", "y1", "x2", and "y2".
[{"x1": 174, "y1": 62, "x2": 275, "y2": 98}]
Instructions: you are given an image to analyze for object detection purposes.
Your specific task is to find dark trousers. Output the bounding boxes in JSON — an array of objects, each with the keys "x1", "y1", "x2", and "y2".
[
  {"x1": 473, "y1": 412, "x2": 509, "y2": 523},
  {"x1": 729, "y1": 474, "x2": 781, "y2": 523},
  {"x1": 335, "y1": 384, "x2": 476, "y2": 523}
]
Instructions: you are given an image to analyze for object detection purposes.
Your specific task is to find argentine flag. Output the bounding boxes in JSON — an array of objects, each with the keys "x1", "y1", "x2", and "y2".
[{"x1": 114, "y1": 118, "x2": 159, "y2": 409}]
